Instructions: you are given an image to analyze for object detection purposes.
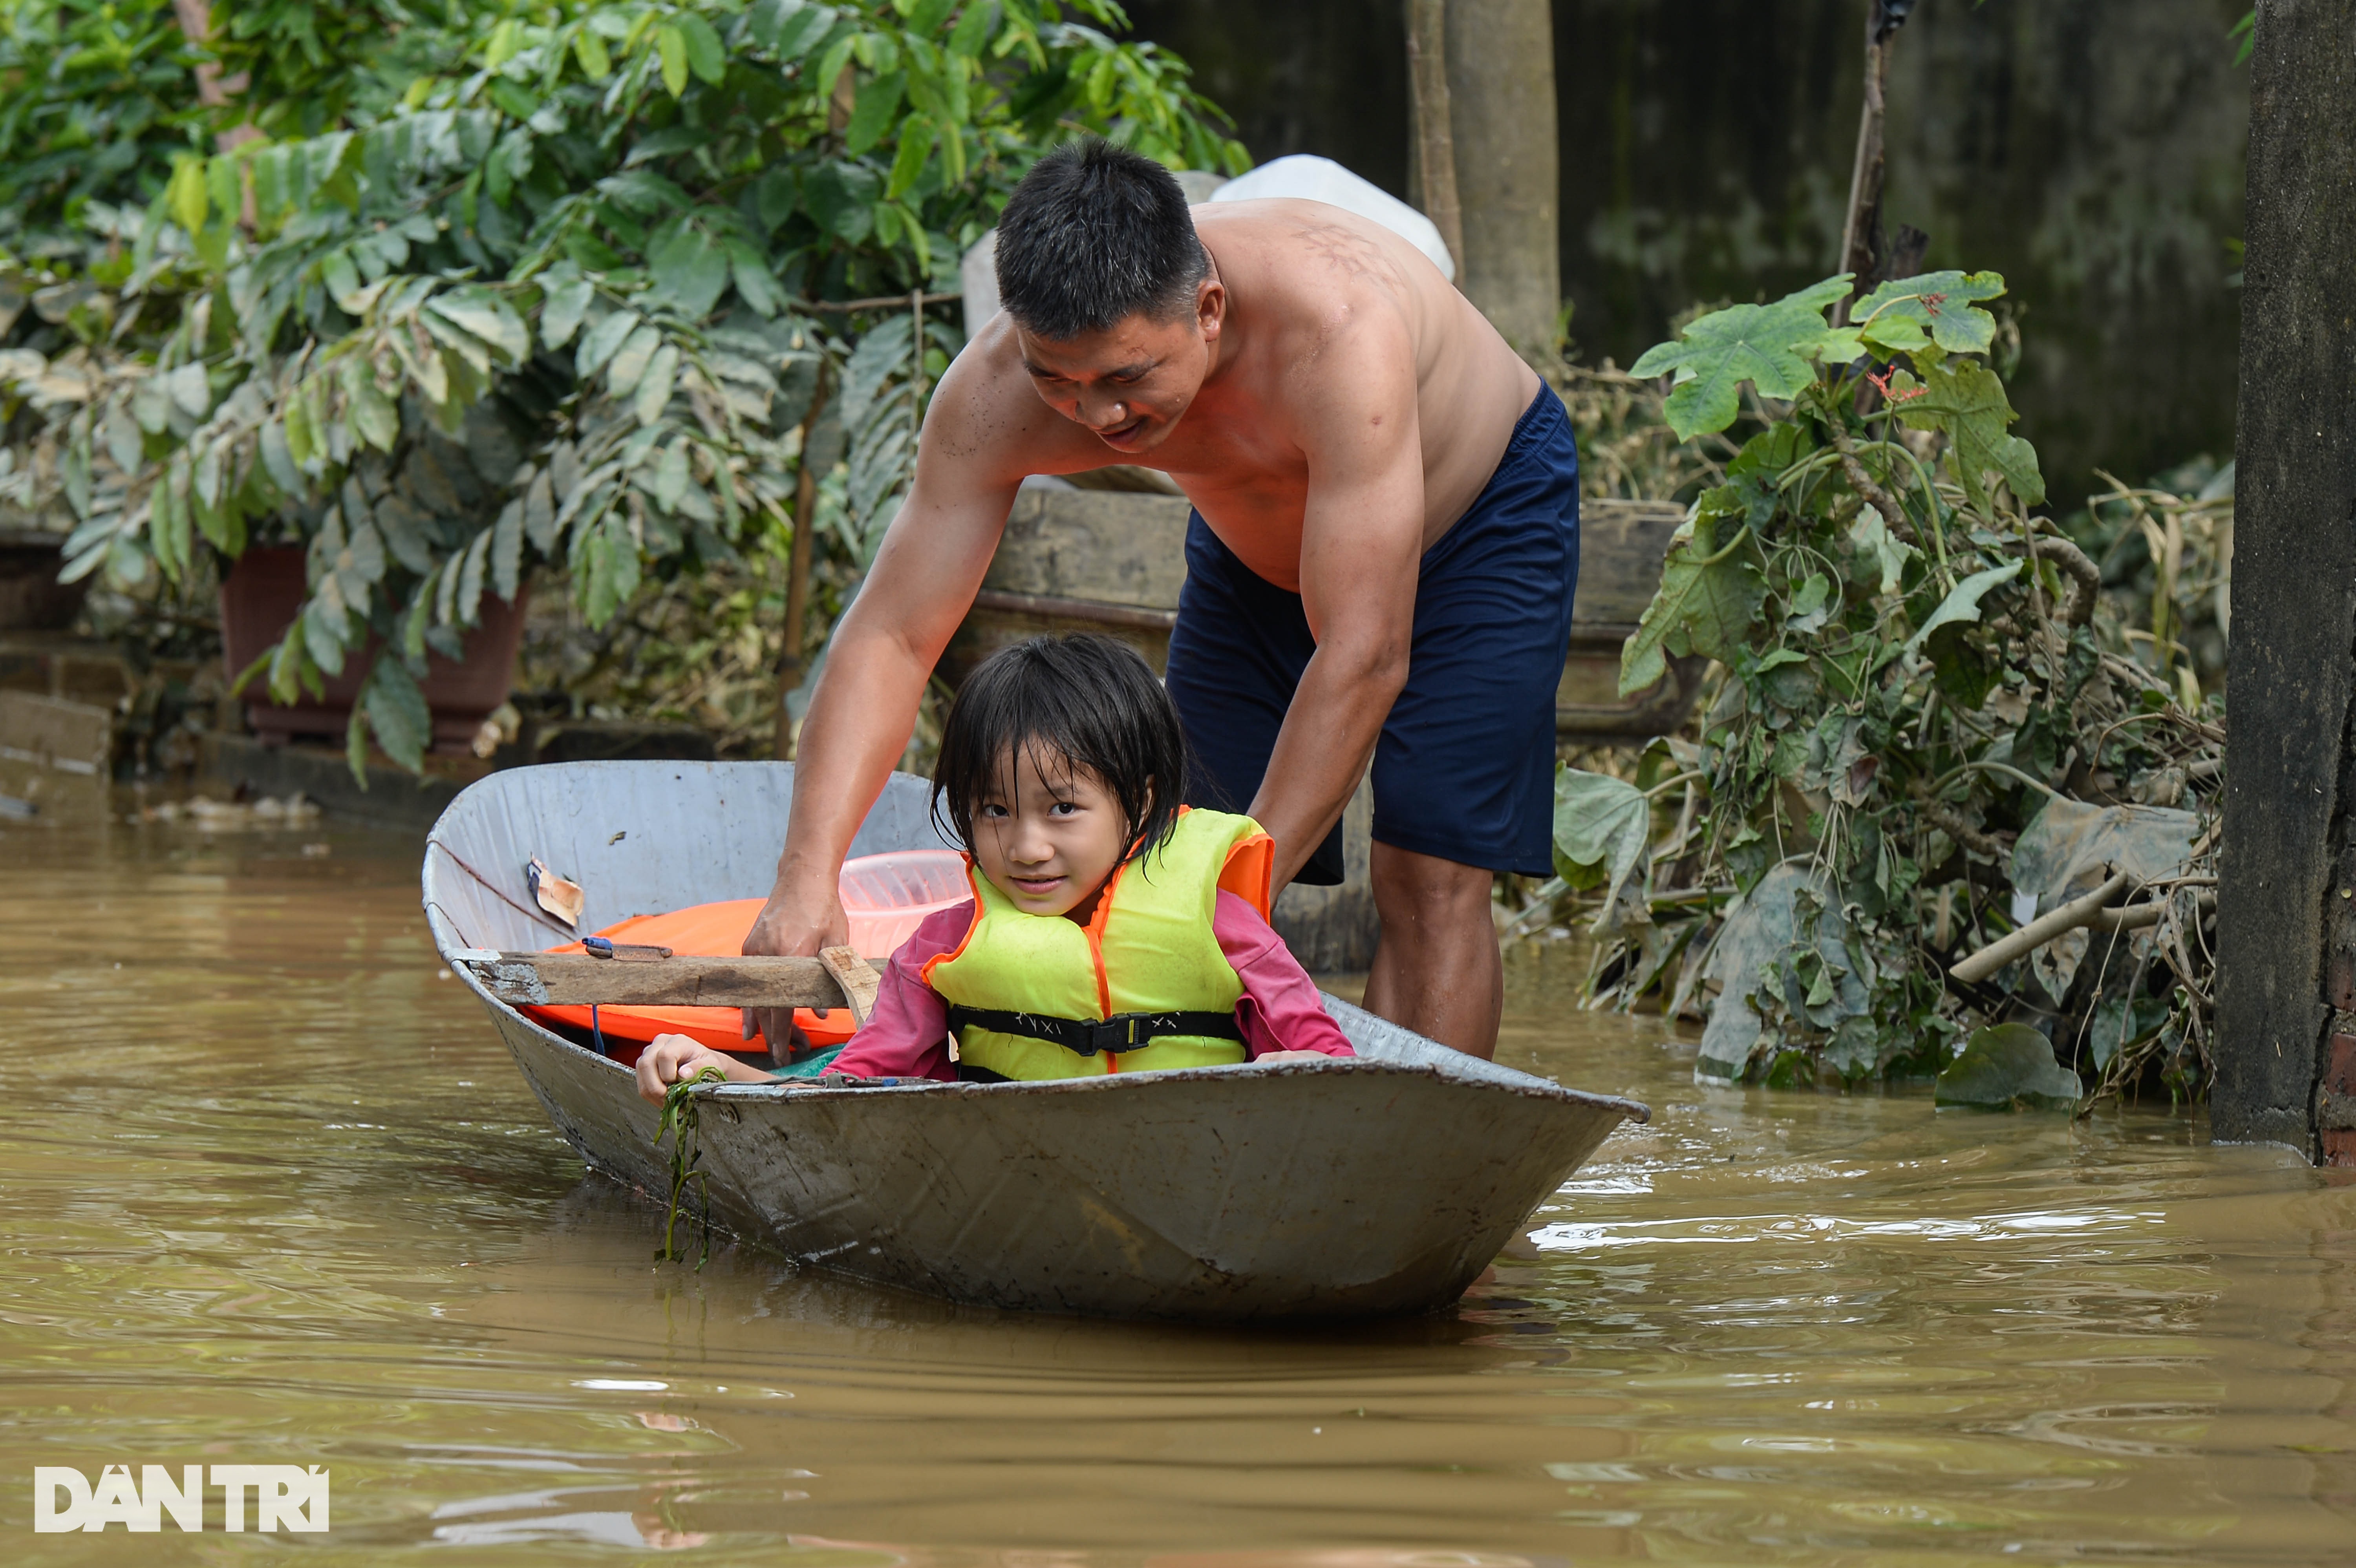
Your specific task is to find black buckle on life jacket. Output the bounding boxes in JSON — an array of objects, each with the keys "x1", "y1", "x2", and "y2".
[{"x1": 1080, "y1": 1016, "x2": 1142, "y2": 1056}]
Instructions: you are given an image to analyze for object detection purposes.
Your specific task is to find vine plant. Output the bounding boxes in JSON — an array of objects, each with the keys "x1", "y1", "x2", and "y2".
[{"x1": 1553, "y1": 270, "x2": 2221, "y2": 1103}]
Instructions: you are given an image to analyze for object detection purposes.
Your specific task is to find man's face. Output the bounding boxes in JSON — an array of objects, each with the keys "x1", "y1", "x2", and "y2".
[{"x1": 1013, "y1": 283, "x2": 1222, "y2": 457}]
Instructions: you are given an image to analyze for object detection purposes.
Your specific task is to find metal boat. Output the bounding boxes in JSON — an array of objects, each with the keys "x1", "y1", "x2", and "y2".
[{"x1": 423, "y1": 760, "x2": 1649, "y2": 1321}]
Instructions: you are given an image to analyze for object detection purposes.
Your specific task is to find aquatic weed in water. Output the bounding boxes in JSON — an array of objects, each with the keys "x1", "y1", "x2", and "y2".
[{"x1": 653, "y1": 1066, "x2": 729, "y2": 1268}]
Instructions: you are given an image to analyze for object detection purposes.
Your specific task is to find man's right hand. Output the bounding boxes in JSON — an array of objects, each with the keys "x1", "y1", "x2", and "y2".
[{"x1": 740, "y1": 883, "x2": 851, "y2": 1059}]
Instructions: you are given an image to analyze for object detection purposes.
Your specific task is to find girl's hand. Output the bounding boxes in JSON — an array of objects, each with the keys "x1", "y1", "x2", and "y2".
[
  {"x1": 635, "y1": 1034, "x2": 764, "y2": 1104},
  {"x1": 1249, "y1": 1049, "x2": 1340, "y2": 1065}
]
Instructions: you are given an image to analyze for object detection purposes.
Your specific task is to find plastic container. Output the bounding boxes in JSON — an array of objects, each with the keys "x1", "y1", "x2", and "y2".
[
  {"x1": 522, "y1": 849, "x2": 975, "y2": 1059},
  {"x1": 840, "y1": 849, "x2": 971, "y2": 958}
]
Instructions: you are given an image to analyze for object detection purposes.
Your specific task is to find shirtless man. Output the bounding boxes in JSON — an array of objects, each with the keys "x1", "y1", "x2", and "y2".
[{"x1": 743, "y1": 140, "x2": 1579, "y2": 1059}]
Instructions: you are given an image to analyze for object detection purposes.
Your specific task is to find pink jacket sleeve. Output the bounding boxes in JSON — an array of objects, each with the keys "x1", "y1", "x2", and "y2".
[
  {"x1": 821, "y1": 902, "x2": 972, "y2": 1082},
  {"x1": 1213, "y1": 890, "x2": 1356, "y2": 1059}
]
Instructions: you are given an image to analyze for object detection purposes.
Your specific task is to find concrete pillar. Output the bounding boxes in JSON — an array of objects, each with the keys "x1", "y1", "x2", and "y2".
[{"x1": 2214, "y1": 0, "x2": 2356, "y2": 1160}]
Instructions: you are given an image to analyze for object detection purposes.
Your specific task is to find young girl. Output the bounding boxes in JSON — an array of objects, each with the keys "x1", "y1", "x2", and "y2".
[{"x1": 635, "y1": 633, "x2": 1352, "y2": 1100}]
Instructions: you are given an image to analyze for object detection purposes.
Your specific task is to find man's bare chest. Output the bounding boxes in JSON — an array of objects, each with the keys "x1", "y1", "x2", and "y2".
[{"x1": 1149, "y1": 397, "x2": 1307, "y2": 509}]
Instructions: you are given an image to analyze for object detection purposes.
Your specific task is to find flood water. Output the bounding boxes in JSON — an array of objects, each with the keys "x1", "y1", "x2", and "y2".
[{"x1": 4, "y1": 783, "x2": 2354, "y2": 1564}]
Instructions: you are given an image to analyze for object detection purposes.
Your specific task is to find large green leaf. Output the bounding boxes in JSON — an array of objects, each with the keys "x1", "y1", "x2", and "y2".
[
  {"x1": 1628, "y1": 275, "x2": 1854, "y2": 439},
  {"x1": 1933, "y1": 1023, "x2": 2082, "y2": 1110},
  {"x1": 1894, "y1": 360, "x2": 2046, "y2": 509},
  {"x1": 1617, "y1": 512, "x2": 1765, "y2": 695},
  {"x1": 1552, "y1": 766, "x2": 1650, "y2": 910},
  {"x1": 1904, "y1": 557, "x2": 2023, "y2": 656},
  {"x1": 1851, "y1": 270, "x2": 2007, "y2": 364}
]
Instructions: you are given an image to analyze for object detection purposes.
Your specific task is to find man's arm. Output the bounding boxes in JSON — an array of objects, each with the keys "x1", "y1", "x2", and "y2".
[
  {"x1": 740, "y1": 340, "x2": 1046, "y2": 991},
  {"x1": 1245, "y1": 320, "x2": 1427, "y2": 888}
]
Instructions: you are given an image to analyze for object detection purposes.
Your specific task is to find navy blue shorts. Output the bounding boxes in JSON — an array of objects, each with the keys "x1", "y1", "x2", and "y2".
[{"x1": 1165, "y1": 385, "x2": 1580, "y2": 883}]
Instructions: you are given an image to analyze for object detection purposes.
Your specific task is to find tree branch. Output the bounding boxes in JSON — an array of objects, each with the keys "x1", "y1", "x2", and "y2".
[
  {"x1": 2020, "y1": 534, "x2": 2100, "y2": 627},
  {"x1": 1828, "y1": 422, "x2": 1914, "y2": 542}
]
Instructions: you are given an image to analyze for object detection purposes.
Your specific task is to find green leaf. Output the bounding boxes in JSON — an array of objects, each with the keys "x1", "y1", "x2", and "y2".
[
  {"x1": 260, "y1": 420, "x2": 304, "y2": 498},
  {"x1": 484, "y1": 17, "x2": 522, "y2": 69},
  {"x1": 886, "y1": 117, "x2": 937, "y2": 199},
  {"x1": 320, "y1": 250, "x2": 364, "y2": 313},
  {"x1": 1617, "y1": 513, "x2": 1765, "y2": 695},
  {"x1": 752, "y1": 0, "x2": 835, "y2": 55},
  {"x1": 166, "y1": 362, "x2": 211, "y2": 418},
  {"x1": 574, "y1": 27, "x2": 612, "y2": 80},
  {"x1": 541, "y1": 275, "x2": 594, "y2": 349},
  {"x1": 360, "y1": 656, "x2": 431, "y2": 773},
  {"x1": 1847, "y1": 506, "x2": 1915, "y2": 595},
  {"x1": 457, "y1": 526, "x2": 491, "y2": 625},
  {"x1": 348, "y1": 376, "x2": 399, "y2": 452},
  {"x1": 426, "y1": 286, "x2": 531, "y2": 366},
  {"x1": 946, "y1": 0, "x2": 994, "y2": 55},
  {"x1": 724, "y1": 239, "x2": 785, "y2": 317},
  {"x1": 492, "y1": 499, "x2": 524, "y2": 601},
  {"x1": 578, "y1": 308, "x2": 643, "y2": 376},
  {"x1": 1904, "y1": 557, "x2": 2024, "y2": 657},
  {"x1": 1627, "y1": 274, "x2": 1855, "y2": 439},
  {"x1": 1893, "y1": 360, "x2": 2047, "y2": 509},
  {"x1": 347, "y1": 705, "x2": 372, "y2": 788},
  {"x1": 677, "y1": 12, "x2": 728, "y2": 84},
  {"x1": 657, "y1": 24, "x2": 690, "y2": 97},
  {"x1": 635, "y1": 343, "x2": 680, "y2": 426},
  {"x1": 605, "y1": 323, "x2": 664, "y2": 395},
  {"x1": 647, "y1": 226, "x2": 732, "y2": 320},
  {"x1": 907, "y1": 0, "x2": 958, "y2": 33},
  {"x1": 1552, "y1": 766, "x2": 1650, "y2": 914},
  {"x1": 523, "y1": 467, "x2": 559, "y2": 552},
  {"x1": 1933, "y1": 1023, "x2": 2082, "y2": 1110},
  {"x1": 1852, "y1": 270, "x2": 2007, "y2": 363},
  {"x1": 303, "y1": 590, "x2": 350, "y2": 676},
  {"x1": 168, "y1": 157, "x2": 209, "y2": 235},
  {"x1": 651, "y1": 439, "x2": 691, "y2": 511},
  {"x1": 374, "y1": 494, "x2": 436, "y2": 574},
  {"x1": 846, "y1": 70, "x2": 907, "y2": 156}
]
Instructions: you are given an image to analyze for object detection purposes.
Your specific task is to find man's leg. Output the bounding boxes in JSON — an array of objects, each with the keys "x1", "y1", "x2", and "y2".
[
  {"x1": 1363, "y1": 841, "x2": 1504, "y2": 1058},
  {"x1": 1363, "y1": 387, "x2": 1581, "y2": 1055}
]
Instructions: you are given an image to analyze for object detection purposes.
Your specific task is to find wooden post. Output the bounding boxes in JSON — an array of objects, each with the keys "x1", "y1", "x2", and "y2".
[
  {"x1": 1833, "y1": 0, "x2": 1923, "y2": 319},
  {"x1": 2214, "y1": 0, "x2": 2356, "y2": 1162},
  {"x1": 1442, "y1": 0, "x2": 1561, "y2": 366},
  {"x1": 1404, "y1": 0, "x2": 1465, "y2": 278}
]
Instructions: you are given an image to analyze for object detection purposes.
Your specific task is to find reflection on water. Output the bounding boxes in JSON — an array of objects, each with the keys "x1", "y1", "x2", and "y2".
[{"x1": 2, "y1": 784, "x2": 2352, "y2": 1564}]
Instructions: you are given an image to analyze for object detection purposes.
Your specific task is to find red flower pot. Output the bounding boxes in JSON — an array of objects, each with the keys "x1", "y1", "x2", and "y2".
[{"x1": 220, "y1": 546, "x2": 527, "y2": 754}]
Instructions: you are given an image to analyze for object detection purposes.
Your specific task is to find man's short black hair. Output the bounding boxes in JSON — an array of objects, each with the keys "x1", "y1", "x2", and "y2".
[
  {"x1": 994, "y1": 139, "x2": 1209, "y2": 341},
  {"x1": 931, "y1": 633, "x2": 1189, "y2": 865}
]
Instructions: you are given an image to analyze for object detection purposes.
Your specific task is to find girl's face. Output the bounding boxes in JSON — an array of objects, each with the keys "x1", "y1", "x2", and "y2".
[{"x1": 969, "y1": 747, "x2": 1136, "y2": 920}]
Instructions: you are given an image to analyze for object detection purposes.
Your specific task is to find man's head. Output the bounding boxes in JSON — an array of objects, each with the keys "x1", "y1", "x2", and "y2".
[{"x1": 995, "y1": 140, "x2": 1223, "y2": 456}]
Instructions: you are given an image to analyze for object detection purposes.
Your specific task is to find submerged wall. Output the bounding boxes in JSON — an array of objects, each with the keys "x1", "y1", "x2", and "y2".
[{"x1": 1123, "y1": 0, "x2": 2249, "y2": 508}]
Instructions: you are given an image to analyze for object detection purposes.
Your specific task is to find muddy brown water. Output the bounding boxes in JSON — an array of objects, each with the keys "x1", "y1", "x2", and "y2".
[{"x1": 2, "y1": 787, "x2": 2352, "y2": 1564}]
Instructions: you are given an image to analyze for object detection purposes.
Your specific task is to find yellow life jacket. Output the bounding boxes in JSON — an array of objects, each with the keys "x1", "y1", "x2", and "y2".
[{"x1": 921, "y1": 808, "x2": 1276, "y2": 1081}]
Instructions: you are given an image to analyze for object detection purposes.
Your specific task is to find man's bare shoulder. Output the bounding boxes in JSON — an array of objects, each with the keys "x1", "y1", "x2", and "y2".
[
  {"x1": 1194, "y1": 201, "x2": 1449, "y2": 345},
  {"x1": 924, "y1": 314, "x2": 1113, "y2": 479}
]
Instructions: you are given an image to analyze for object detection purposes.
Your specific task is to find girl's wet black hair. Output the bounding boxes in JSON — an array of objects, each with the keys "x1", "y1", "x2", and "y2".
[{"x1": 931, "y1": 633, "x2": 1188, "y2": 863}]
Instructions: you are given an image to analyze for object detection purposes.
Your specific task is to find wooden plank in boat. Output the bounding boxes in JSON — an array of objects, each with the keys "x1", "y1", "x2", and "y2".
[{"x1": 457, "y1": 951, "x2": 850, "y2": 1009}]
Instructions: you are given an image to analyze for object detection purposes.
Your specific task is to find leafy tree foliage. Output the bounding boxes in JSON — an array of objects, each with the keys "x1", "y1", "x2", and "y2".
[
  {"x1": 1558, "y1": 271, "x2": 2220, "y2": 1104},
  {"x1": 1, "y1": 0, "x2": 1244, "y2": 772}
]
